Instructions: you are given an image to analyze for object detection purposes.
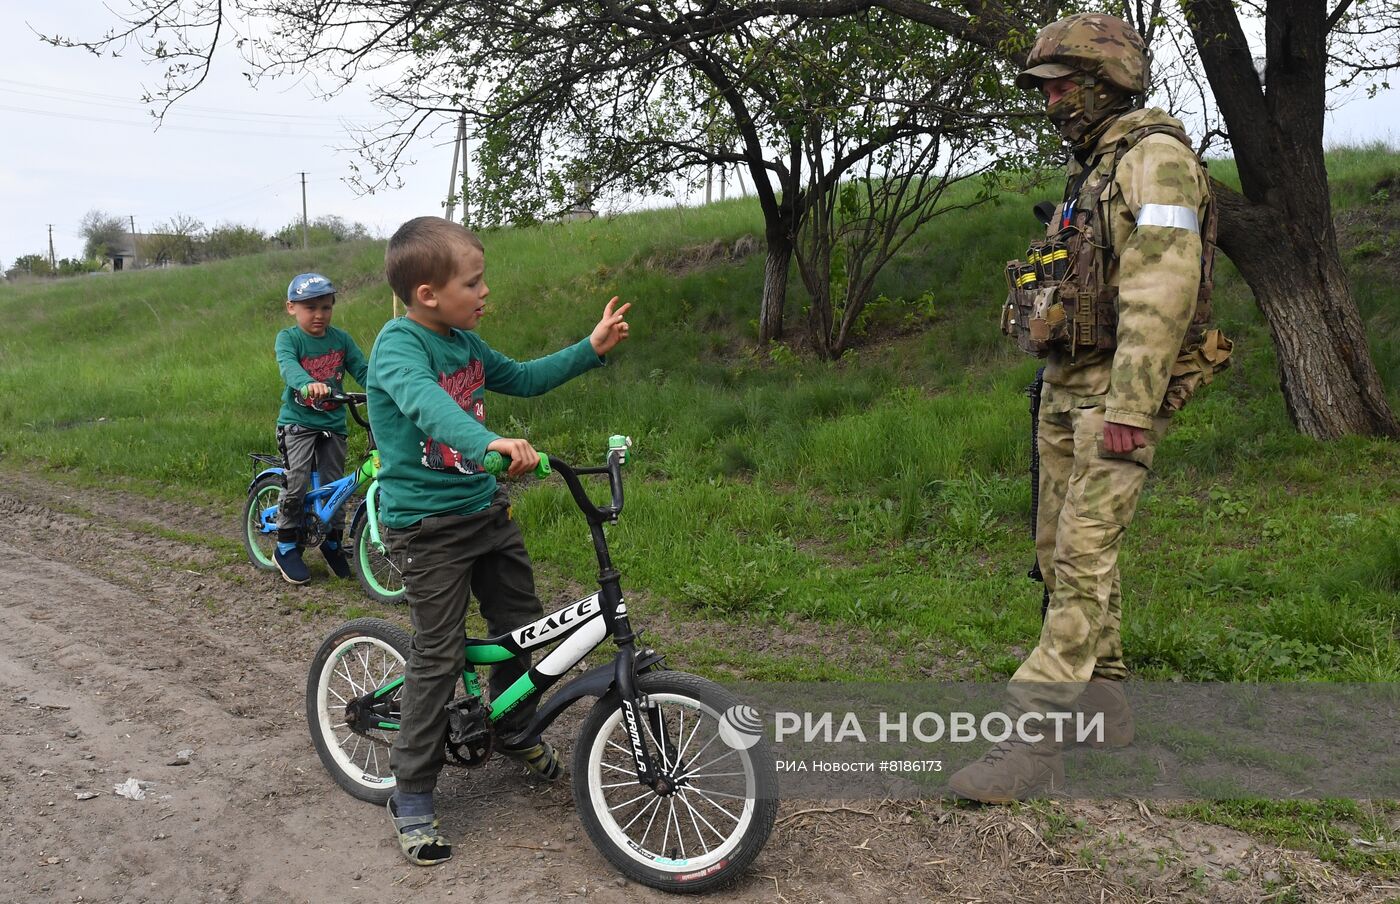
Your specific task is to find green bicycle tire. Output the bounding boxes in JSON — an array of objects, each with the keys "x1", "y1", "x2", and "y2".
[
  {"x1": 349, "y1": 503, "x2": 406, "y2": 605},
  {"x1": 242, "y1": 473, "x2": 284, "y2": 573}
]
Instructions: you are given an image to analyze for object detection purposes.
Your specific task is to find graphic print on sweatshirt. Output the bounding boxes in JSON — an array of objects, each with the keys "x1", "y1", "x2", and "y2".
[
  {"x1": 421, "y1": 360, "x2": 488, "y2": 474},
  {"x1": 298, "y1": 349, "x2": 346, "y2": 411}
]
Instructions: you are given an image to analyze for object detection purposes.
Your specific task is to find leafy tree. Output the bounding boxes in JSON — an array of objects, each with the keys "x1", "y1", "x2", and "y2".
[
  {"x1": 42, "y1": 1, "x2": 1032, "y2": 347},
  {"x1": 56, "y1": 258, "x2": 103, "y2": 276},
  {"x1": 8, "y1": 254, "x2": 55, "y2": 278},
  {"x1": 682, "y1": 0, "x2": 1398, "y2": 436},
  {"x1": 778, "y1": 15, "x2": 1032, "y2": 356},
  {"x1": 80, "y1": 210, "x2": 128, "y2": 261},
  {"x1": 141, "y1": 213, "x2": 204, "y2": 265},
  {"x1": 202, "y1": 222, "x2": 270, "y2": 260},
  {"x1": 274, "y1": 214, "x2": 372, "y2": 248}
]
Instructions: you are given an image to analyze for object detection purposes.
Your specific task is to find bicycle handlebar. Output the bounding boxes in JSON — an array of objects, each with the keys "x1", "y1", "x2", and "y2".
[
  {"x1": 306, "y1": 389, "x2": 370, "y2": 431},
  {"x1": 488, "y1": 437, "x2": 631, "y2": 525},
  {"x1": 482, "y1": 450, "x2": 552, "y2": 479}
]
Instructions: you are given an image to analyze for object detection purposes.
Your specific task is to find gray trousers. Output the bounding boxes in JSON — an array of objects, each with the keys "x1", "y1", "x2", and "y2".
[
  {"x1": 275, "y1": 424, "x2": 348, "y2": 543},
  {"x1": 385, "y1": 495, "x2": 546, "y2": 793}
]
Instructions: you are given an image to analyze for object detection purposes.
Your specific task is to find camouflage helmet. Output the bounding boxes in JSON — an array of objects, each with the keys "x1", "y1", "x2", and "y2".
[{"x1": 1016, "y1": 13, "x2": 1148, "y2": 95}]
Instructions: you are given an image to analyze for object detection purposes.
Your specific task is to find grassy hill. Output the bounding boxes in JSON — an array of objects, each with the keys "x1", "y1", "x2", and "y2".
[{"x1": 2, "y1": 146, "x2": 1397, "y2": 686}]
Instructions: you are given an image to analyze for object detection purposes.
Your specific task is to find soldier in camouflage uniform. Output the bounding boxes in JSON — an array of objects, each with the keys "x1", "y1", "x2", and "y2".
[{"x1": 949, "y1": 13, "x2": 1228, "y2": 802}]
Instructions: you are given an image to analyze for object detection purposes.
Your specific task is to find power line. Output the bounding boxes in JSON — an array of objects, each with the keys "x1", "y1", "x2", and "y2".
[
  {"x1": 0, "y1": 102, "x2": 342, "y2": 138},
  {"x1": 0, "y1": 77, "x2": 371, "y2": 126}
]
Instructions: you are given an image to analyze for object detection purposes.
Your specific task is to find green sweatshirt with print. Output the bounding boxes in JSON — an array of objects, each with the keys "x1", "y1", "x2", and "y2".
[
  {"x1": 367, "y1": 317, "x2": 604, "y2": 528},
  {"x1": 275, "y1": 325, "x2": 369, "y2": 434}
]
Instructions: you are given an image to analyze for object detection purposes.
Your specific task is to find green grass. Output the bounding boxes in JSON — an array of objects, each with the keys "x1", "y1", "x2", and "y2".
[
  {"x1": 2, "y1": 147, "x2": 1398, "y2": 686},
  {"x1": 1172, "y1": 799, "x2": 1400, "y2": 877}
]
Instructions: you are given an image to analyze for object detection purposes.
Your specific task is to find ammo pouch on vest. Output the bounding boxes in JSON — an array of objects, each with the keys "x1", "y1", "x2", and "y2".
[
  {"x1": 999, "y1": 123, "x2": 1232, "y2": 387},
  {"x1": 1001, "y1": 231, "x2": 1117, "y2": 358}
]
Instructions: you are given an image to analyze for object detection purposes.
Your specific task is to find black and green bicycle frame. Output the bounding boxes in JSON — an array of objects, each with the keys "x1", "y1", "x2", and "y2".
[{"x1": 346, "y1": 443, "x2": 670, "y2": 789}]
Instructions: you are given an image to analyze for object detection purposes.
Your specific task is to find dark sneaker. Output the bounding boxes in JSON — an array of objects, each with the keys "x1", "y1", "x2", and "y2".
[
  {"x1": 500, "y1": 739, "x2": 564, "y2": 782},
  {"x1": 1075, "y1": 677, "x2": 1134, "y2": 749},
  {"x1": 947, "y1": 741, "x2": 1064, "y2": 803},
  {"x1": 274, "y1": 547, "x2": 311, "y2": 585},
  {"x1": 320, "y1": 541, "x2": 353, "y2": 579}
]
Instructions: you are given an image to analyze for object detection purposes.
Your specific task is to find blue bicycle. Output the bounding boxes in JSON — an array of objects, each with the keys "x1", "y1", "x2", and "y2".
[{"x1": 241, "y1": 391, "x2": 405, "y2": 604}]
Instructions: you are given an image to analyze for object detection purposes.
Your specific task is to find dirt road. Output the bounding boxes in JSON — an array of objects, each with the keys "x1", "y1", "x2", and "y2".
[{"x1": 0, "y1": 471, "x2": 1390, "y2": 903}]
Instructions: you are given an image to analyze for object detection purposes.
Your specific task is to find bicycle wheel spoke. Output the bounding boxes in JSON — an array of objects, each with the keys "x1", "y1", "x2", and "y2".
[
  {"x1": 668, "y1": 799, "x2": 685, "y2": 860},
  {"x1": 675, "y1": 709, "x2": 705, "y2": 764},
  {"x1": 681, "y1": 770, "x2": 745, "y2": 780},
  {"x1": 639, "y1": 793, "x2": 664, "y2": 849},
  {"x1": 608, "y1": 788, "x2": 656, "y2": 812},
  {"x1": 661, "y1": 798, "x2": 674, "y2": 857},
  {"x1": 678, "y1": 727, "x2": 722, "y2": 775},
  {"x1": 620, "y1": 794, "x2": 662, "y2": 833},
  {"x1": 336, "y1": 661, "x2": 362, "y2": 696},
  {"x1": 677, "y1": 790, "x2": 723, "y2": 850},
  {"x1": 599, "y1": 761, "x2": 634, "y2": 777},
  {"x1": 681, "y1": 748, "x2": 737, "y2": 780},
  {"x1": 682, "y1": 785, "x2": 743, "y2": 822},
  {"x1": 642, "y1": 710, "x2": 666, "y2": 769}
]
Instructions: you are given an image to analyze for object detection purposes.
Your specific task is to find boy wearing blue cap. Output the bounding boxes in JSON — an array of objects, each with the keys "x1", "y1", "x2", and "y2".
[{"x1": 273, "y1": 272, "x2": 369, "y2": 584}]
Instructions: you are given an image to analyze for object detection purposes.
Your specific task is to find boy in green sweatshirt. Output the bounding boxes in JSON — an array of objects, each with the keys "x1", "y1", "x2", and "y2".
[
  {"x1": 369, "y1": 216, "x2": 631, "y2": 866},
  {"x1": 274, "y1": 272, "x2": 369, "y2": 585}
]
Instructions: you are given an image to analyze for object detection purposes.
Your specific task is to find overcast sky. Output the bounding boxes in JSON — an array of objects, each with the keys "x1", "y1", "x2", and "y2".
[{"x1": 4, "y1": 1, "x2": 1398, "y2": 265}]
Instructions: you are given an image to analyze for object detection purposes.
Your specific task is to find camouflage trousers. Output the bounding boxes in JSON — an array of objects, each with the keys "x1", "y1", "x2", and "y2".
[{"x1": 1010, "y1": 401, "x2": 1170, "y2": 714}]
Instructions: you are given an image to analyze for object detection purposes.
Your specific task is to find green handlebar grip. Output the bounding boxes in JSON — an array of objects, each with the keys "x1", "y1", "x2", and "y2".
[{"x1": 482, "y1": 450, "x2": 551, "y2": 478}]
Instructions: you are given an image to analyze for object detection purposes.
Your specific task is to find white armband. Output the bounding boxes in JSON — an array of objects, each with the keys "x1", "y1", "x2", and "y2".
[{"x1": 1136, "y1": 204, "x2": 1199, "y2": 232}]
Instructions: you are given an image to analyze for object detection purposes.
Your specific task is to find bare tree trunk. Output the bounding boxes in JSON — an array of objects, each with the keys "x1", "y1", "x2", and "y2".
[
  {"x1": 1185, "y1": 0, "x2": 1399, "y2": 438},
  {"x1": 759, "y1": 191, "x2": 798, "y2": 343},
  {"x1": 1215, "y1": 183, "x2": 1400, "y2": 437},
  {"x1": 760, "y1": 226, "x2": 792, "y2": 343}
]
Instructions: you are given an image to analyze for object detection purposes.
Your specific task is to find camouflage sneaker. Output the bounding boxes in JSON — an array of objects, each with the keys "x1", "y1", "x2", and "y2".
[
  {"x1": 387, "y1": 797, "x2": 452, "y2": 866},
  {"x1": 500, "y1": 739, "x2": 564, "y2": 782},
  {"x1": 1074, "y1": 677, "x2": 1134, "y2": 749},
  {"x1": 947, "y1": 741, "x2": 1064, "y2": 804}
]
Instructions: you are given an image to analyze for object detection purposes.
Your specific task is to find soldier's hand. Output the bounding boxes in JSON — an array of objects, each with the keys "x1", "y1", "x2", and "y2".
[{"x1": 1103, "y1": 421, "x2": 1147, "y2": 454}]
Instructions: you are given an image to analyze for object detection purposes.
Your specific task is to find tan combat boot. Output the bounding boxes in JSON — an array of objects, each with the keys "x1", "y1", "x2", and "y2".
[
  {"x1": 947, "y1": 740, "x2": 1065, "y2": 803},
  {"x1": 1075, "y1": 676, "x2": 1134, "y2": 749}
]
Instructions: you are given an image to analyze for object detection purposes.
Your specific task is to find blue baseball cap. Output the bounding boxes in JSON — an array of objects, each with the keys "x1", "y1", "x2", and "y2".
[{"x1": 287, "y1": 272, "x2": 336, "y2": 301}]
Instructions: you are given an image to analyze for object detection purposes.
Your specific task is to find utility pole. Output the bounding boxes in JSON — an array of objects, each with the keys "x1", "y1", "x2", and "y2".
[
  {"x1": 129, "y1": 215, "x2": 139, "y2": 270},
  {"x1": 460, "y1": 125, "x2": 470, "y2": 229},
  {"x1": 444, "y1": 113, "x2": 465, "y2": 223},
  {"x1": 299, "y1": 172, "x2": 309, "y2": 250},
  {"x1": 47, "y1": 224, "x2": 55, "y2": 269}
]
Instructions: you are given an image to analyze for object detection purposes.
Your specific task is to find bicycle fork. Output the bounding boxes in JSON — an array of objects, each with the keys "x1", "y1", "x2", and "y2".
[{"x1": 601, "y1": 563, "x2": 671, "y2": 793}]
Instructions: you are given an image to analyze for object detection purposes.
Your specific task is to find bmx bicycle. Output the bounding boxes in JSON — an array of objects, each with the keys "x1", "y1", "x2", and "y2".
[
  {"x1": 305, "y1": 437, "x2": 779, "y2": 892},
  {"x1": 241, "y1": 390, "x2": 404, "y2": 604}
]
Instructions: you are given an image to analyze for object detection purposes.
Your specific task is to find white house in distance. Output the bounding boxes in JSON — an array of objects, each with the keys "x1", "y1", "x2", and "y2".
[{"x1": 103, "y1": 232, "x2": 178, "y2": 271}]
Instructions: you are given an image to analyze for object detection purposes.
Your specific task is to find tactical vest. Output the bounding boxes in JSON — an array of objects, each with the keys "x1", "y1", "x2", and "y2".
[{"x1": 1001, "y1": 124, "x2": 1218, "y2": 359}]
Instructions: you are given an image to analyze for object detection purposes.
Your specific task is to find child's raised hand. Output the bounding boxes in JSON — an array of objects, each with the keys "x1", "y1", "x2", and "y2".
[{"x1": 589, "y1": 297, "x2": 632, "y2": 356}]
